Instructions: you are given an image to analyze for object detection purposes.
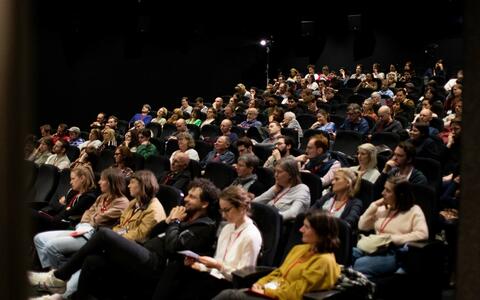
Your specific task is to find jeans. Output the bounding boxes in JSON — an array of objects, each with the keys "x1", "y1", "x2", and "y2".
[
  {"x1": 213, "y1": 289, "x2": 267, "y2": 300},
  {"x1": 34, "y1": 230, "x2": 88, "y2": 269},
  {"x1": 352, "y1": 247, "x2": 397, "y2": 278}
]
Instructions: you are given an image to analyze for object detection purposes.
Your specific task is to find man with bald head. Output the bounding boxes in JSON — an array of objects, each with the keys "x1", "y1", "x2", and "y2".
[
  {"x1": 200, "y1": 135, "x2": 235, "y2": 168},
  {"x1": 418, "y1": 108, "x2": 439, "y2": 135},
  {"x1": 220, "y1": 119, "x2": 238, "y2": 143},
  {"x1": 239, "y1": 108, "x2": 262, "y2": 129},
  {"x1": 160, "y1": 151, "x2": 191, "y2": 193},
  {"x1": 370, "y1": 105, "x2": 403, "y2": 135}
]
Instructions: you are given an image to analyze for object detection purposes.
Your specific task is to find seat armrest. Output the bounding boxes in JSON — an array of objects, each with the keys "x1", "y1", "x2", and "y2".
[
  {"x1": 404, "y1": 240, "x2": 444, "y2": 275},
  {"x1": 232, "y1": 266, "x2": 275, "y2": 288}
]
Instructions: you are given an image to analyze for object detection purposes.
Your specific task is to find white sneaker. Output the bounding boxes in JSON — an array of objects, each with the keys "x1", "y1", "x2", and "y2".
[
  {"x1": 28, "y1": 270, "x2": 66, "y2": 294},
  {"x1": 29, "y1": 294, "x2": 63, "y2": 300}
]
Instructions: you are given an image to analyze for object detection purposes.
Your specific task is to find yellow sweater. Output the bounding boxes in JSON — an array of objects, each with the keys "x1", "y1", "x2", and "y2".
[{"x1": 256, "y1": 244, "x2": 340, "y2": 300}]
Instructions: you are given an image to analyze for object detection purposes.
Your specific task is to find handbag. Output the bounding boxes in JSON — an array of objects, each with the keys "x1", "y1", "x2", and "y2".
[{"x1": 357, "y1": 234, "x2": 392, "y2": 254}]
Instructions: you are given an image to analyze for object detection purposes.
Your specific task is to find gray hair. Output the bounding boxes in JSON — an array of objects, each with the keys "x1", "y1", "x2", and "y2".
[{"x1": 358, "y1": 143, "x2": 377, "y2": 170}]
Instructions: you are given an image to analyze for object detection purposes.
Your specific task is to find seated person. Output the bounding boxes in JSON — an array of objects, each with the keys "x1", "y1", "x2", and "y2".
[
  {"x1": 78, "y1": 129, "x2": 102, "y2": 151},
  {"x1": 31, "y1": 166, "x2": 97, "y2": 234},
  {"x1": 263, "y1": 135, "x2": 295, "y2": 170},
  {"x1": 89, "y1": 112, "x2": 106, "y2": 130},
  {"x1": 312, "y1": 168, "x2": 363, "y2": 229},
  {"x1": 261, "y1": 121, "x2": 282, "y2": 145},
  {"x1": 186, "y1": 108, "x2": 203, "y2": 127},
  {"x1": 67, "y1": 127, "x2": 85, "y2": 148},
  {"x1": 339, "y1": 103, "x2": 370, "y2": 136},
  {"x1": 45, "y1": 139, "x2": 71, "y2": 170},
  {"x1": 373, "y1": 141, "x2": 427, "y2": 199},
  {"x1": 296, "y1": 134, "x2": 340, "y2": 187},
  {"x1": 239, "y1": 108, "x2": 263, "y2": 129},
  {"x1": 349, "y1": 143, "x2": 381, "y2": 183},
  {"x1": 214, "y1": 211, "x2": 341, "y2": 300},
  {"x1": 408, "y1": 122, "x2": 446, "y2": 162},
  {"x1": 29, "y1": 178, "x2": 219, "y2": 300},
  {"x1": 231, "y1": 154, "x2": 264, "y2": 195},
  {"x1": 70, "y1": 146, "x2": 99, "y2": 170},
  {"x1": 157, "y1": 185, "x2": 263, "y2": 300},
  {"x1": 136, "y1": 128, "x2": 158, "y2": 159},
  {"x1": 112, "y1": 145, "x2": 134, "y2": 178},
  {"x1": 28, "y1": 137, "x2": 53, "y2": 166},
  {"x1": 281, "y1": 111, "x2": 303, "y2": 140},
  {"x1": 220, "y1": 119, "x2": 238, "y2": 144},
  {"x1": 369, "y1": 105, "x2": 403, "y2": 136},
  {"x1": 353, "y1": 176, "x2": 428, "y2": 278},
  {"x1": 129, "y1": 103, "x2": 153, "y2": 128},
  {"x1": 51, "y1": 124, "x2": 70, "y2": 144},
  {"x1": 160, "y1": 152, "x2": 191, "y2": 194},
  {"x1": 98, "y1": 128, "x2": 117, "y2": 152},
  {"x1": 200, "y1": 136, "x2": 235, "y2": 168},
  {"x1": 169, "y1": 132, "x2": 199, "y2": 162},
  {"x1": 253, "y1": 158, "x2": 310, "y2": 221},
  {"x1": 310, "y1": 109, "x2": 336, "y2": 138}
]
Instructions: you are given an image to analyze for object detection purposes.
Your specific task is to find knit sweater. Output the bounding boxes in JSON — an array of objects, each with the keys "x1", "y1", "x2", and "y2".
[{"x1": 358, "y1": 202, "x2": 428, "y2": 245}]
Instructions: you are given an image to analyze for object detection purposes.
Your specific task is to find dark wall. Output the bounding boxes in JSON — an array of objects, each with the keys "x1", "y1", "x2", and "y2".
[{"x1": 32, "y1": 1, "x2": 463, "y2": 132}]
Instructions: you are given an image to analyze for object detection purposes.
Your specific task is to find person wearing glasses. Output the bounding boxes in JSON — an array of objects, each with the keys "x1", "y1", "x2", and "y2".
[
  {"x1": 156, "y1": 185, "x2": 262, "y2": 299},
  {"x1": 112, "y1": 145, "x2": 134, "y2": 178},
  {"x1": 136, "y1": 128, "x2": 158, "y2": 159}
]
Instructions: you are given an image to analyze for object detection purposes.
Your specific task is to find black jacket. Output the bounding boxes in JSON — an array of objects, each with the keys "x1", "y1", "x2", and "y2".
[{"x1": 311, "y1": 192, "x2": 363, "y2": 230}]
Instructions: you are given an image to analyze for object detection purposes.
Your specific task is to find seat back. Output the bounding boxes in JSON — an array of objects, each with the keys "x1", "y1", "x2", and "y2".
[
  {"x1": 30, "y1": 164, "x2": 60, "y2": 204},
  {"x1": 158, "y1": 123, "x2": 176, "y2": 140},
  {"x1": 296, "y1": 114, "x2": 317, "y2": 130},
  {"x1": 47, "y1": 168, "x2": 72, "y2": 211},
  {"x1": 188, "y1": 159, "x2": 202, "y2": 179},
  {"x1": 146, "y1": 122, "x2": 162, "y2": 138},
  {"x1": 300, "y1": 171, "x2": 323, "y2": 206},
  {"x1": 187, "y1": 124, "x2": 201, "y2": 140},
  {"x1": 411, "y1": 184, "x2": 437, "y2": 240},
  {"x1": 280, "y1": 127, "x2": 299, "y2": 148},
  {"x1": 66, "y1": 146, "x2": 80, "y2": 162},
  {"x1": 371, "y1": 132, "x2": 400, "y2": 152},
  {"x1": 250, "y1": 202, "x2": 282, "y2": 266},
  {"x1": 156, "y1": 184, "x2": 184, "y2": 215},
  {"x1": 200, "y1": 124, "x2": 221, "y2": 141},
  {"x1": 95, "y1": 149, "x2": 115, "y2": 173},
  {"x1": 332, "y1": 130, "x2": 363, "y2": 157},
  {"x1": 23, "y1": 160, "x2": 38, "y2": 190},
  {"x1": 194, "y1": 139, "x2": 213, "y2": 161},
  {"x1": 117, "y1": 120, "x2": 129, "y2": 136},
  {"x1": 203, "y1": 161, "x2": 237, "y2": 189},
  {"x1": 252, "y1": 143, "x2": 275, "y2": 165},
  {"x1": 144, "y1": 155, "x2": 170, "y2": 180},
  {"x1": 130, "y1": 152, "x2": 145, "y2": 171},
  {"x1": 254, "y1": 167, "x2": 275, "y2": 191},
  {"x1": 246, "y1": 126, "x2": 264, "y2": 143},
  {"x1": 355, "y1": 179, "x2": 374, "y2": 212},
  {"x1": 414, "y1": 157, "x2": 442, "y2": 194}
]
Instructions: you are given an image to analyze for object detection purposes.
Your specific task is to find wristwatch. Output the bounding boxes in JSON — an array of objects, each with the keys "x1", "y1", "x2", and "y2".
[{"x1": 171, "y1": 218, "x2": 181, "y2": 225}]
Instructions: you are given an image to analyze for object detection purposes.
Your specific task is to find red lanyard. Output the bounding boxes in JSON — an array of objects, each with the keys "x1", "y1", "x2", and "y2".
[
  {"x1": 283, "y1": 251, "x2": 314, "y2": 278},
  {"x1": 66, "y1": 193, "x2": 81, "y2": 209},
  {"x1": 272, "y1": 187, "x2": 291, "y2": 205},
  {"x1": 120, "y1": 205, "x2": 141, "y2": 227},
  {"x1": 329, "y1": 198, "x2": 347, "y2": 214},
  {"x1": 100, "y1": 197, "x2": 111, "y2": 213},
  {"x1": 222, "y1": 227, "x2": 246, "y2": 261},
  {"x1": 379, "y1": 210, "x2": 398, "y2": 233}
]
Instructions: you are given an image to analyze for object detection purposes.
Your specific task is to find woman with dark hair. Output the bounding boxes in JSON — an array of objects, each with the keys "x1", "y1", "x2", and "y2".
[
  {"x1": 70, "y1": 146, "x2": 99, "y2": 170},
  {"x1": 112, "y1": 145, "x2": 134, "y2": 178},
  {"x1": 121, "y1": 129, "x2": 139, "y2": 152},
  {"x1": 352, "y1": 176, "x2": 428, "y2": 278},
  {"x1": 213, "y1": 211, "x2": 341, "y2": 300},
  {"x1": 186, "y1": 108, "x2": 203, "y2": 127},
  {"x1": 159, "y1": 186, "x2": 262, "y2": 300},
  {"x1": 444, "y1": 83, "x2": 463, "y2": 114},
  {"x1": 200, "y1": 107, "x2": 217, "y2": 128},
  {"x1": 31, "y1": 166, "x2": 98, "y2": 234},
  {"x1": 408, "y1": 121, "x2": 446, "y2": 161},
  {"x1": 312, "y1": 168, "x2": 363, "y2": 229},
  {"x1": 253, "y1": 158, "x2": 310, "y2": 221}
]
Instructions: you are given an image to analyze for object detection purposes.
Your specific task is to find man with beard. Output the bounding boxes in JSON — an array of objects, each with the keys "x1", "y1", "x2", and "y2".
[
  {"x1": 369, "y1": 105, "x2": 403, "y2": 137},
  {"x1": 263, "y1": 135, "x2": 295, "y2": 169},
  {"x1": 29, "y1": 178, "x2": 220, "y2": 300}
]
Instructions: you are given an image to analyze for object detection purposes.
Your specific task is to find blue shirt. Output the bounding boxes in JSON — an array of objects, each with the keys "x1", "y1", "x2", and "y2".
[{"x1": 340, "y1": 118, "x2": 370, "y2": 135}]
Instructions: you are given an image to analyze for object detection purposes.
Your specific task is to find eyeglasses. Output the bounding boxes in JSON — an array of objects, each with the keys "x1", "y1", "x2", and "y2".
[
  {"x1": 219, "y1": 206, "x2": 234, "y2": 214},
  {"x1": 114, "y1": 152, "x2": 121, "y2": 156}
]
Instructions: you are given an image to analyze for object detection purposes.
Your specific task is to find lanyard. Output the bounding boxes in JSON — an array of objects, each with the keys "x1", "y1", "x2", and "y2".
[
  {"x1": 120, "y1": 205, "x2": 141, "y2": 228},
  {"x1": 222, "y1": 227, "x2": 246, "y2": 261},
  {"x1": 272, "y1": 187, "x2": 291, "y2": 205},
  {"x1": 100, "y1": 197, "x2": 111, "y2": 213},
  {"x1": 379, "y1": 210, "x2": 399, "y2": 233},
  {"x1": 66, "y1": 193, "x2": 81, "y2": 209},
  {"x1": 329, "y1": 198, "x2": 347, "y2": 214},
  {"x1": 283, "y1": 251, "x2": 314, "y2": 279}
]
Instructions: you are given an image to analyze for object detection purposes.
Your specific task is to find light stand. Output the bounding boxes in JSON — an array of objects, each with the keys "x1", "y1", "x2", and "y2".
[{"x1": 260, "y1": 37, "x2": 273, "y2": 87}]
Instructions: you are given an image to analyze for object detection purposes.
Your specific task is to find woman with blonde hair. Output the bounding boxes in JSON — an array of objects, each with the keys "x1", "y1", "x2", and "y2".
[
  {"x1": 169, "y1": 132, "x2": 199, "y2": 162},
  {"x1": 350, "y1": 143, "x2": 380, "y2": 183},
  {"x1": 98, "y1": 128, "x2": 117, "y2": 152},
  {"x1": 151, "y1": 107, "x2": 168, "y2": 126},
  {"x1": 312, "y1": 168, "x2": 363, "y2": 229}
]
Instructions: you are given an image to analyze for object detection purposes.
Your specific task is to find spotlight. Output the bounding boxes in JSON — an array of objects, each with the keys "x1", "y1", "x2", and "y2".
[{"x1": 260, "y1": 39, "x2": 267, "y2": 46}]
